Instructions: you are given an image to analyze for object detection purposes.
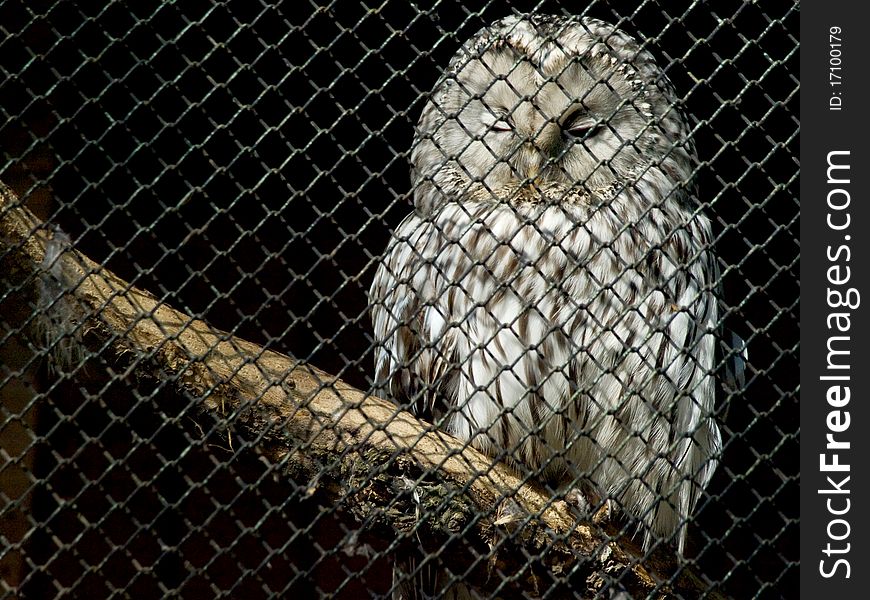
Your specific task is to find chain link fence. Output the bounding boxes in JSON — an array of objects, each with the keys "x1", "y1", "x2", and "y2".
[{"x1": 1, "y1": 1, "x2": 798, "y2": 598}]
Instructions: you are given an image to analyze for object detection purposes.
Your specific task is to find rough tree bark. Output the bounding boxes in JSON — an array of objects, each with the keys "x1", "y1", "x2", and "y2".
[{"x1": 0, "y1": 183, "x2": 724, "y2": 599}]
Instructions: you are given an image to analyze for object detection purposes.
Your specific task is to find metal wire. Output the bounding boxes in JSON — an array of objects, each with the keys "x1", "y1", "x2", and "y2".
[{"x1": 0, "y1": 1, "x2": 798, "y2": 598}]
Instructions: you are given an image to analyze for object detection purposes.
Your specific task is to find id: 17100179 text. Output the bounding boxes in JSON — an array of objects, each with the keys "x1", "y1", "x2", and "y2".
[{"x1": 829, "y1": 26, "x2": 843, "y2": 111}]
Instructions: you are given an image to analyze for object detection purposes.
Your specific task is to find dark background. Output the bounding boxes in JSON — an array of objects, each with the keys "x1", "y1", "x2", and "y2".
[{"x1": 1, "y1": 0, "x2": 798, "y2": 597}]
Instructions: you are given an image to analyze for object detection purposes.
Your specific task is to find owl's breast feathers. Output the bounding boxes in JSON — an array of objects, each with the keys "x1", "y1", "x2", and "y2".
[{"x1": 371, "y1": 184, "x2": 719, "y2": 553}]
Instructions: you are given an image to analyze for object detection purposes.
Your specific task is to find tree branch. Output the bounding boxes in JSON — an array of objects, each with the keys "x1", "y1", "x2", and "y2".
[{"x1": 0, "y1": 182, "x2": 723, "y2": 598}]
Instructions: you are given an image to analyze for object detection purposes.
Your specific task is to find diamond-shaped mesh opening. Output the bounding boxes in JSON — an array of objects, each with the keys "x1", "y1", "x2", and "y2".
[{"x1": 1, "y1": 1, "x2": 797, "y2": 598}]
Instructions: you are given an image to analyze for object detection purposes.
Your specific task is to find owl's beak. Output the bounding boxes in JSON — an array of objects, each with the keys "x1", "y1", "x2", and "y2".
[
  {"x1": 518, "y1": 121, "x2": 562, "y2": 182},
  {"x1": 533, "y1": 122, "x2": 563, "y2": 158}
]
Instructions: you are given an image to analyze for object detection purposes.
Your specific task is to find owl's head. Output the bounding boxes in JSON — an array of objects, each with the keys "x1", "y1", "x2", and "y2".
[{"x1": 411, "y1": 15, "x2": 696, "y2": 212}]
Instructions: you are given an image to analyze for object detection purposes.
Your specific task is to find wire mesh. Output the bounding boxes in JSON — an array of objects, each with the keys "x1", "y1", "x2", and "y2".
[{"x1": 1, "y1": 1, "x2": 798, "y2": 598}]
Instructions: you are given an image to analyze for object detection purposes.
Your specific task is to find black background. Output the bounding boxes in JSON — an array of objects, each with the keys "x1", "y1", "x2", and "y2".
[{"x1": 1, "y1": 0, "x2": 798, "y2": 597}]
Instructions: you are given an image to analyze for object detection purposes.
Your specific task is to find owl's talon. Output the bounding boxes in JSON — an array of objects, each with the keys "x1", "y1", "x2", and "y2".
[
  {"x1": 565, "y1": 488, "x2": 593, "y2": 517},
  {"x1": 493, "y1": 498, "x2": 524, "y2": 529},
  {"x1": 565, "y1": 490, "x2": 614, "y2": 525},
  {"x1": 592, "y1": 499, "x2": 614, "y2": 524}
]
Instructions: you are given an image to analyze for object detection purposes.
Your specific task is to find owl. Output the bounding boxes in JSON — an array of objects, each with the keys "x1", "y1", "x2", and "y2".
[{"x1": 369, "y1": 12, "x2": 720, "y2": 585}]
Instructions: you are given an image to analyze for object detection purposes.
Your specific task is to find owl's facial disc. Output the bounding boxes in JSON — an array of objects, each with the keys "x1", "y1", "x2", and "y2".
[
  {"x1": 410, "y1": 17, "x2": 695, "y2": 213},
  {"x1": 440, "y1": 47, "x2": 652, "y2": 194}
]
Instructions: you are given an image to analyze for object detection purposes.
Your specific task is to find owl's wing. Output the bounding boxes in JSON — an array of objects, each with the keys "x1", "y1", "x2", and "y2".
[{"x1": 369, "y1": 213, "x2": 457, "y2": 422}]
